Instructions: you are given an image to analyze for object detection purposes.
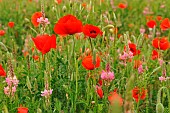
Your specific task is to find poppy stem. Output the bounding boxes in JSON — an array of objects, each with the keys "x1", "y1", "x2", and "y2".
[
  {"x1": 89, "y1": 38, "x2": 94, "y2": 55},
  {"x1": 74, "y1": 57, "x2": 79, "y2": 111},
  {"x1": 136, "y1": 100, "x2": 140, "y2": 113},
  {"x1": 72, "y1": 36, "x2": 75, "y2": 60},
  {"x1": 41, "y1": 0, "x2": 46, "y2": 35}
]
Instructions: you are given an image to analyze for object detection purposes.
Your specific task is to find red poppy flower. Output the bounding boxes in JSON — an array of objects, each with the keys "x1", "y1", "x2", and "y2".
[
  {"x1": 108, "y1": 91, "x2": 123, "y2": 106},
  {"x1": 118, "y1": 3, "x2": 127, "y2": 9},
  {"x1": 0, "y1": 30, "x2": 5, "y2": 36},
  {"x1": 17, "y1": 107, "x2": 28, "y2": 113},
  {"x1": 54, "y1": 14, "x2": 82, "y2": 36},
  {"x1": 152, "y1": 38, "x2": 159, "y2": 49},
  {"x1": 128, "y1": 43, "x2": 140, "y2": 56},
  {"x1": 152, "y1": 50, "x2": 159, "y2": 60},
  {"x1": 96, "y1": 85, "x2": 103, "y2": 99},
  {"x1": 32, "y1": 34, "x2": 56, "y2": 54},
  {"x1": 152, "y1": 37, "x2": 169, "y2": 50},
  {"x1": 8, "y1": 21, "x2": 15, "y2": 28},
  {"x1": 32, "y1": 55, "x2": 39, "y2": 61},
  {"x1": 160, "y1": 18, "x2": 170, "y2": 31},
  {"x1": 134, "y1": 60, "x2": 142, "y2": 69},
  {"x1": 31, "y1": 12, "x2": 42, "y2": 27},
  {"x1": 146, "y1": 16, "x2": 153, "y2": 21},
  {"x1": 23, "y1": 51, "x2": 29, "y2": 57},
  {"x1": 147, "y1": 20, "x2": 156, "y2": 28},
  {"x1": 118, "y1": 34, "x2": 122, "y2": 38},
  {"x1": 132, "y1": 87, "x2": 147, "y2": 102},
  {"x1": 156, "y1": 16, "x2": 162, "y2": 21},
  {"x1": 55, "y1": 0, "x2": 62, "y2": 4},
  {"x1": 82, "y1": 3, "x2": 87, "y2": 8},
  {"x1": 82, "y1": 55, "x2": 101, "y2": 70},
  {"x1": 98, "y1": 79, "x2": 102, "y2": 86},
  {"x1": 0, "y1": 64, "x2": 6, "y2": 77},
  {"x1": 82, "y1": 24, "x2": 102, "y2": 38},
  {"x1": 159, "y1": 38, "x2": 170, "y2": 50}
]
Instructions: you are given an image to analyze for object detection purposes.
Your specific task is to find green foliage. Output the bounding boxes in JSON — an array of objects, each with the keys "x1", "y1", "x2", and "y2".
[{"x1": 0, "y1": 0, "x2": 170, "y2": 113}]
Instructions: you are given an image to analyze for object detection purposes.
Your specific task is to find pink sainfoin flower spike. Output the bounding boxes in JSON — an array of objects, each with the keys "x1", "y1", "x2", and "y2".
[
  {"x1": 106, "y1": 63, "x2": 111, "y2": 72},
  {"x1": 138, "y1": 64, "x2": 144, "y2": 74},
  {"x1": 159, "y1": 69, "x2": 168, "y2": 82},
  {"x1": 110, "y1": 37, "x2": 114, "y2": 41},
  {"x1": 160, "y1": 4, "x2": 165, "y2": 8},
  {"x1": 12, "y1": 76, "x2": 19, "y2": 86},
  {"x1": 41, "y1": 89, "x2": 53, "y2": 98},
  {"x1": 128, "y1": 51, "x2": 134, "y2": 59},
  {"x1": 12, "y1": 86, "x2": 16, "y2": 95},
  {"x1": 37, "y1": 17, "x2": 50, "y2": 25},
  {"x1": 4, "y1": 86, "x2": 10, "y2": 95},
  {"x1": 4, "y1": 75, "x2": 19, "y2": 96},
  {"x1": 101, "y1": 63, "x2": 115, "y2": 81},
  {"x1": 5, "y1": 77, "x2": 12, "y2": 86},
  {"x1": 119, "y1": 51, "x2": 133, "y2": 60},
  {"x1": 143, "y1": 7, "x2": 153, "y2": 15},
  {"x1": 156, "y1": 31, "x2": 160, "y2": 37},
  {"x1": 101, "y1": 70, "x2": 115, "y2": 81},
  {"x1": 119, "y1": 51, "x2": 133, "y2": 66},
  {"x1": 158, "y1": 59, "x2": 164, "y2": 66},
  {"x1": 119, "y1": 51, "x2": 129, "y2": 60},
  {"x1": 159, "y1": 76, "x2": 166, "y2": 82},
  {"x1": 140, "y1": 27, "x2": 145, "y2": 34}
]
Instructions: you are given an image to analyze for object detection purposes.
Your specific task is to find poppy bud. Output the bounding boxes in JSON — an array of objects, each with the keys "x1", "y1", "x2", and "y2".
[
  {"x1": 62, "y1": 6, "x2": 67, "y2": 12},
  {"x1": 0, "y1": 30, "x2": 5, "y2": 36},
  {"x1": 24, "y1": 18, "x2": 30, "y2": 23},
  {"x1": 8, "y1": 22, "x2": 15, "y2": 28},
  {"x1": 156, "y1": 103, "x2": 164, "y2": 113},
  {"x1": 109, "y1": 28, "x2": 114, "y2": 33},
  {"x1": 96, "y1": 85, "x2": 103, "y2": 98}
]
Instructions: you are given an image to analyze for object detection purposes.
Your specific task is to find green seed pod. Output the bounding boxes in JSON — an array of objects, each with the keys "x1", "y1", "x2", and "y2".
[
  {"x1": 113, "y1": 12, "x2": 117, "y2": 21},
  {"x1": 26, "y1": 76, "x2": 32, "y2": 92},
  {"x1": 37, "y1": 108, "x2": 42, "y2": 113},
  {"x1": 109, "y1": 28, "x2": 114, "y2": 33},
  {"x1": 156, "y1": 103, "x2": 164, "y2": 113},
  {"x1": 24, "y1": 18, "x2": 30, "y2": 23},
  {"x1": 3, "y1": 105, "x2": 8, "y2": 113},
  {"x1": 0, "y1": 42, "x2": 8, "y2": 52}
]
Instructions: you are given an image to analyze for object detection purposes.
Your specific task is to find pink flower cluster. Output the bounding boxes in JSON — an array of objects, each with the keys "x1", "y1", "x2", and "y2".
[
  {"x1": 101, "y1": 70, "x2": 114, "y2": 81},
  {"x1": 143, "y1": 7, "x2": 153, "y2": 15},
  {"x1": 140, "y1": 27, "x2": 145, "y2": 34},
  {"x1": 138, "y1": 65, "x2": 144, "y2": 74},
  {"x1": 159, "y1": 68, "x2": 169, "y2": 82},
  {"x1": 158, "y1": 59, "x2": 164, "y2": 66},
  {"x1": 4, "y1": 76, "x2": 19, "y2": 96},
  {"x1": 41, "y1": 89, "x2": 53, "y2": 98},
  {"x1": 159, "y1": 76, "x2": 170, "y2": 82},
  {"x1": 119, "y1": 51, "x2": 133, "y2": 60},
  {"x1": 37, "y1": 17, "x2": 50, "y2": 25}
]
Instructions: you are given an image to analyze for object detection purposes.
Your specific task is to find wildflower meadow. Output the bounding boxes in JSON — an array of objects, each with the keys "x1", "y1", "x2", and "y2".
[{"x1": 0, "y1": 0, "x2": 170, "y2": 113}]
